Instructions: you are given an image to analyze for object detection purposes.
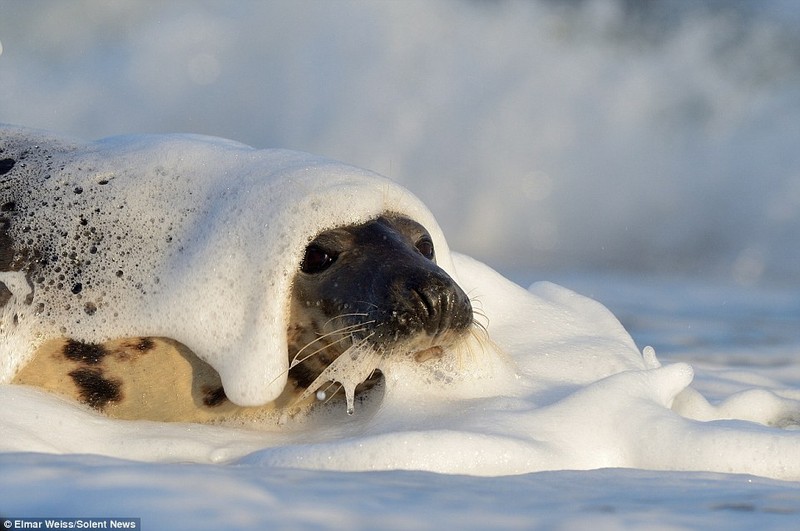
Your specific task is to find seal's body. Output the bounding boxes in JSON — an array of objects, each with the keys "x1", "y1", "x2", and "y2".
[
  {"x1": 0, "y1": 126, "x2": 464, "y2": 406},
  {"x1": 12, "y1": 215, "x2": 474, "y2": 422}
]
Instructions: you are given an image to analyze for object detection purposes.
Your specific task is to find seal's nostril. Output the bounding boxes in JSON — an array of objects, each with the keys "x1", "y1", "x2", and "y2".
[{"x1": 414, "y1": 286, "x2": 436, "y2": 319}]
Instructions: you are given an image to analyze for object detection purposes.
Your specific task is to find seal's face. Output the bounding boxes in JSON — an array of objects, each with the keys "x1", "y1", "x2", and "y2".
[{"x1": 288, "y1": 214, "x2": 473, "y2": 388}]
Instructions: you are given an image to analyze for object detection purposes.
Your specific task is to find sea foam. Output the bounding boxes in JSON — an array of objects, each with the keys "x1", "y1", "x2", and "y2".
[{"x1": 1, "y1": 126, "x2": 799, "y2": 481}]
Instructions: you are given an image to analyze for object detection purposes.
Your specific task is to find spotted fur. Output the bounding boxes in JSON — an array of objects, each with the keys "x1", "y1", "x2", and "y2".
[{"x1": 13, "y1": 337, "x2": 306, "y2": 423}]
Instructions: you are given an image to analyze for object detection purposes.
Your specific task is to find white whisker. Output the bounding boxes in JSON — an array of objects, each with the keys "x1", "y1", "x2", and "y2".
[
  {"x1": 291, "y1": 334, "x2": 355, "y2": 367},
  {"x1": 290, "y1": 320, "x2": 371, "y2": 366},
  {"x1": 321, "y1": 312, "x2": 370, "y2": 329}
]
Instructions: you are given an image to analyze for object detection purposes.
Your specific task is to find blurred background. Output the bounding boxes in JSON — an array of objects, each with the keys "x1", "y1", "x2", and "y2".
[{"x1": 1, "y1": 0, "x2": 799, "y2": 286}]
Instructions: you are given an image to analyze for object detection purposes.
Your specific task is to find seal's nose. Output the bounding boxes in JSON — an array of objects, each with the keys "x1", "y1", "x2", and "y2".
[
  {"x1": 372, "y1": 267, "x2": 472, "y2": 343},
  {"x1": 411, "y1": 272, "x2": 473, "y2": 337}
]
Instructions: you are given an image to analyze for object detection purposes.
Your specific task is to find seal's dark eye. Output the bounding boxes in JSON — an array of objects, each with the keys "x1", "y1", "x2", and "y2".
[
  {"x1": 301, "y1": 244, "x2": 337, "y2": 274},
  {"x1": 415, "y1": 237, "x2": 435, "y2": 260}
]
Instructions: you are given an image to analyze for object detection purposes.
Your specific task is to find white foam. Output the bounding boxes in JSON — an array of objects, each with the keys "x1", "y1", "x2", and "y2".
[{"x1": 1, "y1": 128, "x2": 800, "y2": 482}]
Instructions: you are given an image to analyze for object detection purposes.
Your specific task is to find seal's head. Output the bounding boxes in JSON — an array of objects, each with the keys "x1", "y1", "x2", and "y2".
[{"x1": 288, "y1": 214, "x2": 473, "y2": 392}]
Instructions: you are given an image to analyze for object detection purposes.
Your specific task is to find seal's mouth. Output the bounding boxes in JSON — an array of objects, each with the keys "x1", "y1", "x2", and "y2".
[
  {"x1": 294, "y1": 337, "x2": 462, "y2": 416},
  {"x1": 294, "y1": 339, "x2": 381, "y2": 415},
  {"x1": 413, "y1": 346, "x2": 444, "y2": 363}
]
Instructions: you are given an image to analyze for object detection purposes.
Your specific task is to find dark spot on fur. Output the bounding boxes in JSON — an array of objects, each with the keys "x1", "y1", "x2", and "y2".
[
  {"x1": 0, "y1": 284, "x2": 11, "y2": 307},
  {"x1": 202, "y1": 386, "x2": 228, "y2": 407},
  {"x1": 83, "y1": 301, "x2": 97, "y2": 315},
  {"x1": 0, "y1": 222, "x2": 15, "y2": 271},
  {"x1": 0, "y1": 158, "x2": 15, "y2": 176},
  {"x1": 63, "y1": 339, "x2": 108, "y2": 364},
  {"x1": 136, "y1": 337, "x2": 154, "y2": 351},
  {"x1": 1, "y1": 201, "x2": 15, "y2": 212},
  {"x1": 69, "y1": 367, "x2": 122, "y2": 409},
  {"x1": 71, "y1": 282, "x2": 82, "y2": 294},
  {"x1": 116, "y1": 337, "x2": 154, "y2": 357}
]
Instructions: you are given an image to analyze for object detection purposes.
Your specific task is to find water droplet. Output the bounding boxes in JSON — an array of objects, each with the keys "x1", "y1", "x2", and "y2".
[{"x1": 344, "y1": 383, "x2": 356, "y2": 415}]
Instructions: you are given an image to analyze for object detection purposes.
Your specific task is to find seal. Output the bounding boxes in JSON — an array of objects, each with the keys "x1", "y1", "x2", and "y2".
[
  {"x1": 0, "y1": 126, "x2": 466, "y2": 406},
  {"x1": 11, "y1": 214, "x2": 475, "y2": 422}
]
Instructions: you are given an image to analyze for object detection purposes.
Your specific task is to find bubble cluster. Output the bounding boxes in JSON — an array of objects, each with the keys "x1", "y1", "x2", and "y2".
[{"x1": 0, "y1": 138, "x2": 178, "y2": 336}]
